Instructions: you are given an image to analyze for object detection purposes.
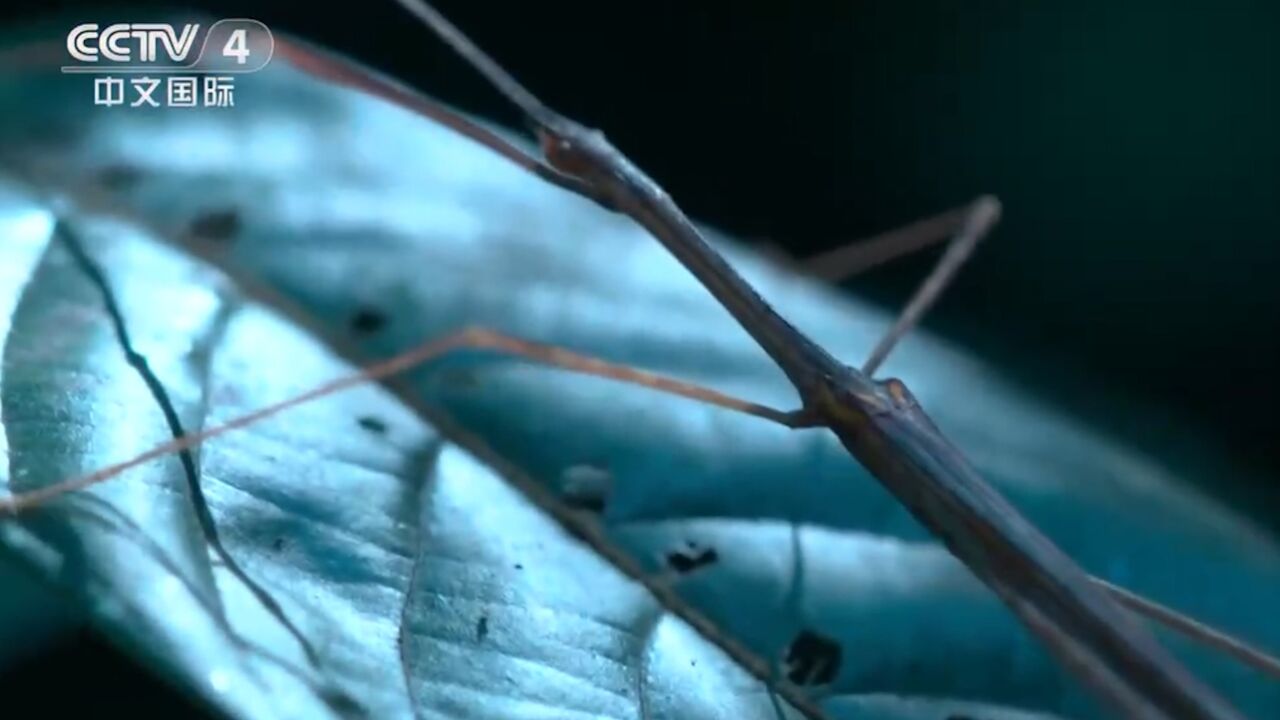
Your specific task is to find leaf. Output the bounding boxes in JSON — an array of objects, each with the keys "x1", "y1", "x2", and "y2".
[
  {"x1": 0, "y1": 184, "x2": 823, "y2": 720},
  {"x1": 0, "y1": 21, "x2": 1277, "y2": 720}
]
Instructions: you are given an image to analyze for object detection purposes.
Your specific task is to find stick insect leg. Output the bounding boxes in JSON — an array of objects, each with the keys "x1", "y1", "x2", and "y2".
[
  {"x1": 0, "y1": 326, "x2": 813, "y2": 515},
  {"x1": 2, "y1": 324, "x2": 1277, "y2": 683},
  {"x1": 447, "y1": 328, "x2": 820, "y2": 428},
  {"x1": 1095, "y1": 577, "x2": 1280, "y2": 681},
  {"x1": 803, "y1": 204, "x2": 973, "y2": 282},
  {"x1": 861, "y1": 195, "x2": 1002, "y2": 376}
]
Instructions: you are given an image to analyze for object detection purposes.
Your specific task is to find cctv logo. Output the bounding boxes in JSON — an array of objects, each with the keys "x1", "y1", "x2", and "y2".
[
  {"x1": 66, "y1": 23, "x2": 201, "y2": 64},
  {"x1": 63, "y1": 19, "x2": 273, "y2": 77}
]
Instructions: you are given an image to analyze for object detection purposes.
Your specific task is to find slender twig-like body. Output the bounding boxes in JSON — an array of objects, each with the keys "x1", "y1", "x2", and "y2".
[{"x1": 387, "y1": 2, "x2": 1248, "y2": 718}]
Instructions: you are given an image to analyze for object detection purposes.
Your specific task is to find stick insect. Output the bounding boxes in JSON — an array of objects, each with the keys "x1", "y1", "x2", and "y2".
[{"x1": 2, "y1": 2, "x2": 1278, "y2": 718}]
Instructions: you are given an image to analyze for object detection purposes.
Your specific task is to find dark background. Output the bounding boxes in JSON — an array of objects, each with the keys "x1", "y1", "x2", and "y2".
[{"x1": 1, "y1": 1, "x2": 1277, "y2": 715}]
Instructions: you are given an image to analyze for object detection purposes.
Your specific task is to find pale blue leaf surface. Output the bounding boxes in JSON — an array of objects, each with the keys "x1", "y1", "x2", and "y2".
[
  {"x1": 0, "y1": 182, "x2": 826, "y2": 720},
  {"x1": 0, "y1": 23, "x2": 1277, "y2": 720}
]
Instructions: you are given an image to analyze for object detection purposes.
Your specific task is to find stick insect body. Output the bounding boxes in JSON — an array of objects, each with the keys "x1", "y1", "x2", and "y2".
[
  {"x1": 1, "y1": 3, "x2": 1277, "y2": 719},
  {"x1": 386, "y1": 3, "x2": 1254, "y2": 719}
]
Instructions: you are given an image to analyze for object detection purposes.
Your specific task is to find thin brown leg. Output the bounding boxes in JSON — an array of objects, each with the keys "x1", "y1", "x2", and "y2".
[
  {"x1": 1095, "y1": 577, "x2": 1280, "y2": 681},
  {"x1": 861, "y1": 195, "x2": 1002, "y2": 376},
  {"x1": 458, "y1": 329, "x2": 816, "y2": 427},
  {"x1": 803, "y1": 204, "x2": 972, "y2": 281}
]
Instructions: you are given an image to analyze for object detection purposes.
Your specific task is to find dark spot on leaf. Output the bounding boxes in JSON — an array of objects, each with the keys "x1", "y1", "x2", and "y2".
[
  {"x1": 666, "y1": 544, "x2": 718, "y2": 575},
  {"x1": 189, "y1": 209, "x2": 241, "y2": 242},
  {"x1": 566, "y1": 490, "x2": 607, "y2": 513},
  {"x1": 319, "y1": 686, "x2": 368, "y2": 717},
  {"x1": 513, "y1": 563, "x2": 523, "y2": 570},
  {"x1": 476, "y1": 615, "x2": 489, "y2": 642},
  {"x1": 945, "y1": 716, "x2": 980, "y2": 720},
  {"x1": 357, "y1": 416, "x2": 387, "y2": 434},
  {"x1": 349, "y1": 307, "x2": 387, "y2": 334},
  {"x1": 98, "y1": 164, "x2": 143, "y2": 190},
  {"x1": 785, "y1": 629, "x2": 842, "y2": 686},
  {"x1": 690, "y1": 660, "x2": 697, "y2": 667},
  {"x1": 271, "y1": 537, "x2": 285, "y2": 552}
]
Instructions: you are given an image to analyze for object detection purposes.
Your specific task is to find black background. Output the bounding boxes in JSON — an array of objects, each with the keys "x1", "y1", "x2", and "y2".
[{"x1": 1, "y1": 1, "x2": 1277, "y2": 715}]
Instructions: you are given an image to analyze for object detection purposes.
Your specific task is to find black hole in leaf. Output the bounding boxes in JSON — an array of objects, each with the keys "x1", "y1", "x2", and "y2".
[
  {"x1": 785, "y1": 630, "x2": 842, "y2": 686},
  {"x1": 476, "y1": 615, "x2": 489, "y2": 642},
  {"x1": 565, "y1": 490, "x2": 607, "y2": 513},
  {"x1": 357, "y1": 416, "x2": 387, "y2": 434},
  {"x1": 666, "y1": 546, "x2": 718, "y2": 575},
  {"x1": 350, "y1": 307, "x2": 387, "y2": 334},
  {"x1": 189, "y1": 209, "x2": 242, "y2": 242},
  {"x1": 319, "y1": 687, "x2": 368, "y2": 718}
]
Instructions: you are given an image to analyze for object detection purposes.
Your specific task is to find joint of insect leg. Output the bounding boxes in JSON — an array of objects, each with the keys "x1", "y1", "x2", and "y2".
[
  {"x1": 879, "y1": 377, "x2": 919, "y2": 411},
  {"x1": 533, "y1": 165, "x2": 616, "y2": 210},
  {"x1": 538, "y1": 129, "x2": 590, "y2": 178},
  {"x1": 780, "y1": 407, "x2": 824, "y2": 429}
]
